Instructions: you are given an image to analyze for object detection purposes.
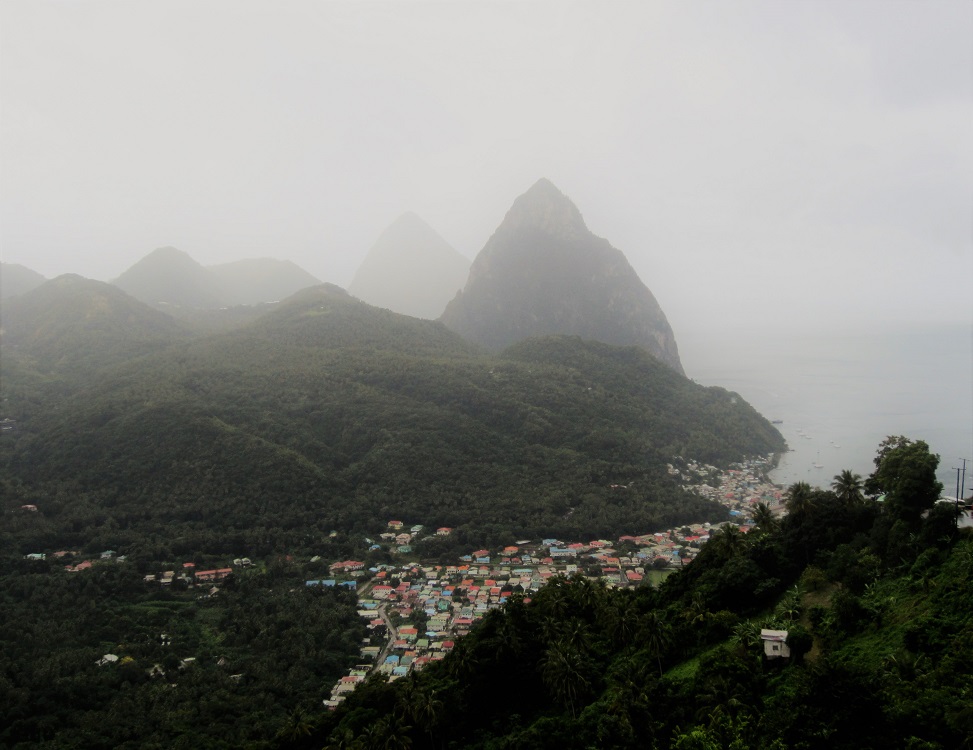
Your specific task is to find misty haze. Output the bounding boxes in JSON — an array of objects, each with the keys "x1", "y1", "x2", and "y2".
[{"x1": 1, "y1": 2, "x2": 971, "y2": 748}]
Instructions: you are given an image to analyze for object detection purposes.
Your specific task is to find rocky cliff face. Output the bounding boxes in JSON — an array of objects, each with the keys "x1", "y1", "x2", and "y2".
[
  {"x1": 348, "y1": 212, "x2": 471, "y2": 319},
  {"x1": 440, "y1": 179, "x2": 684, "y2": 374}
]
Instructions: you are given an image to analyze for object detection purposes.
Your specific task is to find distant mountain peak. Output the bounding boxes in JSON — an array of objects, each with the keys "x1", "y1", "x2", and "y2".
[
  {"x1": 440, "y1": 180, "x2": 684, "y2": 374},
  {"x1": 146, "y1": 245, "x2": 191, "y2": 259},
  {"x1": 348, "y1": 213, "x2": 470, "y2": 319},
  {"x1": 0, "y1": 274, "x2": 186, "y2": 375},
  {"x1": 0, "y1": 262, "x2": 48, "y2": 301},
  {"x1": 501, "y1": 178, "x2": 588, "y2": 239},
  {"x1": 112, "y1": 247, "x2": 220, "y2": 309},
  {"x1": 112, "y1": 248, "x2": 320, "y2": 309}
]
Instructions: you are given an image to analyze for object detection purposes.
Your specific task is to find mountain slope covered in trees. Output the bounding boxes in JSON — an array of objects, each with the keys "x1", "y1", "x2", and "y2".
[
  {"x1": 2, "y1": 282, "x2": 782, "y2": 555},
  {"x1": 308, "y1": 439, "x2": 970, "y2": 750}
]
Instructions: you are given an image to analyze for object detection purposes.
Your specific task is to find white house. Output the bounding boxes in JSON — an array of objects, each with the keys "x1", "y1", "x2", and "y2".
[{"x1": 760, "y1": 629, "x2": 791, "y2": 658}]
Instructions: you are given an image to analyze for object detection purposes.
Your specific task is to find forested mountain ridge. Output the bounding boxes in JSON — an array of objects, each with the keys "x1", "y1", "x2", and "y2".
[
  {"x1": 2, "y1": 281, "x2": 783, "y2": 556},
  {"x1": 0, "y1": 274, "x2": 190, "y2": 377},
  {"x1": 440, "y1": 179, "x2": 685, "y2": 375},
  {"x1": 11, "y1": 274, "x2": 965, "y2": 750}
]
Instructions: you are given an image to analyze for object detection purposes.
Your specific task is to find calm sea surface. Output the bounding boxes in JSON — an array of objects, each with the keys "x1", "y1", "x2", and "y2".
[{"x1": 684, "y1": 323, "x2": 973, "y2": 498}]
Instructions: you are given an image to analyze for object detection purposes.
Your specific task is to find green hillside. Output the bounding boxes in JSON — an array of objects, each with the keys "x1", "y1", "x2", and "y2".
[
  {"x1": 2, "y1": 283, "x2": 783, "y2": 555},
  {"x1": 3, "y1": 276, "x2": 961, "y2": 750},
  {"x1": 310, "y1": 441, "x2": 971, "y2": 750},
  {"x1": 0, "y1": 274, "x2": 189, "y2": 377}
]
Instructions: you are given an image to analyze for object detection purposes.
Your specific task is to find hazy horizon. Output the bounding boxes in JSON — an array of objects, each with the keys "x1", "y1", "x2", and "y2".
[{"x1": 2, "y1": 1, "x2": 971, "y2": 341}]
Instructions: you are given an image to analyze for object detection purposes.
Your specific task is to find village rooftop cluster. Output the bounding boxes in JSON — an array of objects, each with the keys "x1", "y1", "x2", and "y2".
[
  {"x1": 19, "y1": 455, "x2": 784, "y2": 704},
  {"x1": 323, "y1": 454, "x2": 781, "y2": 706}
]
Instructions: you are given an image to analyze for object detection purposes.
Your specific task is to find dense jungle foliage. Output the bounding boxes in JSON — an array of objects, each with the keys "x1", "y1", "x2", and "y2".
[
  {"x1": 306, "y1": 439, "x2": 971, "y2": 750},
  {"x1": 0, "y1": 556, "x2": 366, "y2": 749},
  {"x1": 1, "y1": 280, "x2": 783, "y2": 555}
]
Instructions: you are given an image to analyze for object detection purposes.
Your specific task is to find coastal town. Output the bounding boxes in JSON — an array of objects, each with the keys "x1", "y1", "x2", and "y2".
[
  {"x1": 19, "y1": 453, "x2": 786, "y2": 705},
  {"x1": 322, "y1": 454, "x2": 784, "y2": 707}
]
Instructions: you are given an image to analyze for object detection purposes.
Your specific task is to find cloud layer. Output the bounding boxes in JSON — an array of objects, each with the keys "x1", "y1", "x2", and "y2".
[{"x1": 2, "y1": 1, "x2": 970, "y2": 344}]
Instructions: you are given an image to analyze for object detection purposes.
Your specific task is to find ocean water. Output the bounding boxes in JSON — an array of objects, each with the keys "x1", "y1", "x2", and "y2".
[{"x1": 683, "y1": 323, "x2": 973, "y2": 498}]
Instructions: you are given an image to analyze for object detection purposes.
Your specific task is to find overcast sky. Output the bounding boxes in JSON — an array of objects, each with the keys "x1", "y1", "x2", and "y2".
[{"x1": 2, "y1": 0, "x2": 971, "y2": 347}]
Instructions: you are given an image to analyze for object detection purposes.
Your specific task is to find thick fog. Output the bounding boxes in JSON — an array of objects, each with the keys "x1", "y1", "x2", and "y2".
[{"x1": 2, "y1": 1, "x2": 971, "y2": 353}]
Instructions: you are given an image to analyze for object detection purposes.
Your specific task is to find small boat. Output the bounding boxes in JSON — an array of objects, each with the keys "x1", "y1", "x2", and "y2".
[{"x1": 771, "y1": 419, "x2": 783, "y2": 425}]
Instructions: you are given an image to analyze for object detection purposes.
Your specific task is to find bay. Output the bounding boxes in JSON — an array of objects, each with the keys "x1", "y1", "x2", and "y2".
[{"x1": 682, "y1": 322, "x2": 973, "y2": 498}]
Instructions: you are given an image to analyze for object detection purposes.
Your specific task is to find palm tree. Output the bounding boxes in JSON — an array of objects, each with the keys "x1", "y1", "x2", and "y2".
[
  {"x1": 540, "y1": 639, "x2": 591, "y2": 718},
  {"x1": 709, "y1": 524, "x2": 745, "y2": 560},
  {"x1": 751, "y1": 502, "x2": 778, "y2": 533},
  {"x1": 361, "y1": 716, "x2": 413, "y2": 750},
  {"x1": 323, "y1": 727, "x2": 363, "y2": 750},
  {"x1": 568, "y1": 573, "x2": 606, "y2": 612},
  {"x1": 682, "y1": 592, "x2": 712, "y2": 628},
  {"x1": 605, "y1": 601, "x2": 641, "y2": 648},
  {"x1": 274, "y1": 707, "x2": 315, "y2": 742},
  {"x1": 445, "y1": 641, "x2": 479, "y2": 680},
  {"x1": 832, "y1": 469, "x2": 864, "y2": 505},
  {"x1": 785, "y1": 481, "x2": 815, "y2": 518},
  {"x1": 538, "y1": 576, "x2": 571, "y2": 620},
  {"x1": 641, "y1": 610, "x2": 672, "y2": 677},
  {"x1": 399, "y1": 683, "x2": 442, "y2": 749}
]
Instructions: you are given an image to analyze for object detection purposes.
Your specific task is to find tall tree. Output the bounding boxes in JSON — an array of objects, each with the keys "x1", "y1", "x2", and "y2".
[
  {"x1": 751, "y1": 502, "x2": 779, "y2": 533},
  {"x1": 642, "y1": 610, "x2": 673, "y2": 677},
  {"x1": 709, "y1": 525, "x2": 746, "y2": 560},
  {"x1": 540, "y1": 639, "x2": 592, "y2": 718},
  {"x1": 832, "y1": 469, "x2": 864, "y2": 505},
  {"x1": 868, "y1": 437, "x2": 942, "y2": 525},
  {"x1": 784, "y1": 481, "x2": 815, "y2": 519}
]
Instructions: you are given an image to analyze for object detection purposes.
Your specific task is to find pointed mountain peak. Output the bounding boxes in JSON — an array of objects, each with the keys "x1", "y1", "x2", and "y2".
[
  {"x1": 440, "y1": 181, "x2": 685, "y2": 374},
  {"x1": 113, "y1": 246, "x2": 206, "y2": 278},
  {"x1": 348, "y1": 212, "x2": 470, "y2": 319},
  {"x1": 133, "y1": 246, "x2": 204, "y2": 270},
  {"x1": 113, "y1": 247, "x2": 220, "y2": 309},
  {"x1": 387, "y1": 210, "x2": 426, "y2": 229},
  {"x1": 501, "y1": 178, "x2": 588, "y2": 239},
  {"x1": 146, "y1": 245, "x2": 192, "y2": 259}
]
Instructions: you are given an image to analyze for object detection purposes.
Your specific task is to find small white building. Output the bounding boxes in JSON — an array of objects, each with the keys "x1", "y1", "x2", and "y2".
[{"x1": 760, "y1": 629, "x2": 791, "y2": 659}]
